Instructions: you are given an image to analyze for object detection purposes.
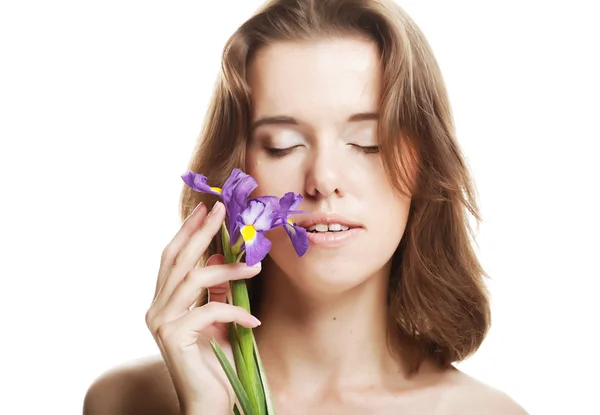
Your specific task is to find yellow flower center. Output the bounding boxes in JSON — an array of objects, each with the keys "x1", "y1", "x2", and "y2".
[
  {"x1": 241, "y1": 225, "x2": 257, "y2": 242},
  {"x1": 210, "y1": 187, "x2": 222, "y2": 194},
  {"x1": 287, "y1": 218, "x2": 294, "y2": 225}
]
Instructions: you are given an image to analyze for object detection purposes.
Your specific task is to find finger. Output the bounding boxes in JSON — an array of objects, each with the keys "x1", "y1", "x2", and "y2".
[
  {"x1": 154, "y1": 201, "x2": 226, "y2": 308},
  {"x1": 205, "y1": 253, "x2": 225, "y2": 267},
  {"x1": 158, "y1": 302, "x2": 262, "y2": 350},
  {"x1": 205, "y1": 254, "x2": 229, "y2": 303},
  {"x1": 155, "y1": 202, "x2": 207, "y2": 298},
  {"x1": 189, "y1": 254, "x2": 228, "y2": 309},
  {"x1": 160, "y1": 262, "x2": 261, "y2": 323}
]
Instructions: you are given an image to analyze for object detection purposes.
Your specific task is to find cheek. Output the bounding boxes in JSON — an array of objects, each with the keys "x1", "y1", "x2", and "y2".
[
  {"x1": 245, "y1": 151, "x2": 272, "y2": 196},
  {"x1": 349, "y1": 160, "x2": 390, "y2": 201},
  {"x1": 246, "y1": 153, "x2": 304, "y2": 197},
  {"x1": 248, "y1": 168, "x2": 293, "y2": 198},
  {"x1": 245, "y1": 146, "x2": 260, "y2": 180},
  {"x1": 365, "y1": 172, "x2": 411, "y2": 238}
]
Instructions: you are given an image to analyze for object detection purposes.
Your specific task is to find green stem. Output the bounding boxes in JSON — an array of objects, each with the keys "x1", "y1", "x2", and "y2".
[
  {"x1": 231, "y1": 279, "x2": 265, "y2": 415},
  {"x1": 220, "y1": 225, "x2": 267, "y2": 415}
]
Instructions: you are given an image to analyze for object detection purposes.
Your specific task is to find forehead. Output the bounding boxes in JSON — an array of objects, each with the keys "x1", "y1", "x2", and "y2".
[{"x1": 247, "y1": 37, "x2": 382, "y2": 124}]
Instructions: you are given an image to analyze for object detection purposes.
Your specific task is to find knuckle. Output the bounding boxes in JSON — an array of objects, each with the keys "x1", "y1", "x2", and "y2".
[
  {"x1": 144, "y1": 309, "x2": 154, "y2": 329},
  {"x1": 156, "y1": 322, "x2": 174, "y2": 341},
  {"x1": 182, "y1": 269, "x2": 197, "y2": 284},
  {"x1": 161, "y1": 245, "x2": 177, "y2": 264},
  {"x1": 202, "y1": 301, "x2": 223, "y2": 314},
  {"x1": 145, "y1": 307, "x2": 165, "y2": 336},
  {"x1": 148, "y1": 318, "x2": 163, "y2": 336},
  {"x1": 173, "y1": 250, "x2": 189, "y2": 268}
]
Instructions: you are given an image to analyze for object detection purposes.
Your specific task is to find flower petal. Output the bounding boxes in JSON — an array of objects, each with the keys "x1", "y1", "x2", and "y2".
[
  {"x1": 254, "y1": 195, "x2": 280, "y2": 210},
  {"x1": 181, "y1": 171, "x2": 223, "y2": 198},
  {"x1": 222, "y1": 169, "x2": 257, "y2": 208},
  {"x1": 240, "y1": 200, "x2": 264, "y2": 225},
  {"x1": 273, "y1": 192, "x2": 307, "y2": 227},
  {"x1": 252, "y1": 196, "x2": 280, "y2": 230},
  {"x1": 244, "y1": 232, "x2": 272, "y2": 266},
  {"x1": 284, "y1": 223, "x2": 309, "y2": 257},
  {"x1": 279, "y1": 192, "x2": 302, "y2": 211},
  {"x1": 222, "y1": 169, "x2": 258, "y2": 239},
  {"x1": 240, "y1": 199, "x2": 277, "y2": 232}
]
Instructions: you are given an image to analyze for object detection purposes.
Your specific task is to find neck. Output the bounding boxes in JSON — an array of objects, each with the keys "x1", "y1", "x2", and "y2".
[{"x1": 253, "y1": 262, "x2": 404, "y2": 396}]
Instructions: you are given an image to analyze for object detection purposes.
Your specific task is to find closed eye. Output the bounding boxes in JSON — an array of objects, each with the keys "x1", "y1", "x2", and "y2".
[
  {"x1": 264, "y1": 146, "x2": 299, "y2": 158},
  {"x1": 266, "y1": 144, "x2": 379, "y2": 157},
  {"x1": 350, "y1": 144, "x2": 380, "y2": 154}
]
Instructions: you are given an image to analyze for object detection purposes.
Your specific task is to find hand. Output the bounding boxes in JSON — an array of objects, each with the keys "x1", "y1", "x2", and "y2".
[{"x1": 145, "y1": 201, "x2": 262, "y2": 414}]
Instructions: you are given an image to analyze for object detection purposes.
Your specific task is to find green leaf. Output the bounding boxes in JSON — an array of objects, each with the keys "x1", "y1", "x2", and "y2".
[
  {"x1": 235, "y1": 249, "x2": 246, "y2": 263},
  {"x1": 252, "y1": 360, "x2": 267, "y2": 415},
  {"x1": 240, "y1": 327, "x2": 266, "y2": 414},
  {"x1": 233, "y1": 404, "x2": 242, "y2": 415},
  {"x1": 209, "y1": 337, "x2": 257, "y2": 415},
  {"x1": 221, "y1": 222, "x2": 230, "y2": 249},
  {"x1": 253, "y1": 335, "x2": 276, "y2": 415},
  {"x1": 230, "y1": 280, "x2": 266, "y2": 415},
  {"x1": 221, "y1": 223, "x2": 237, "y2": 263},
  {"x1": 229, "y1": 323, "x2": 253, "y2": 402}
]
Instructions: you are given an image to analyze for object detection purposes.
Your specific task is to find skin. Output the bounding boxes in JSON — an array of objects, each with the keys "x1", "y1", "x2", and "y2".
[
  {"x1": 245, "y1": 37, "x2": 415, "y2": 401},
  {"x1": 83, "y1": 37, "x2": 529, "y2": 415}
]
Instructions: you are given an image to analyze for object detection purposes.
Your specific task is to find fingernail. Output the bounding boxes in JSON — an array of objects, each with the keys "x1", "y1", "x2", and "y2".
[
  {"x1": 252, "y1": 262, "x2": 262, "y2": 268},
  {"x1": 242, "y1": 262, "x2": 261, "y2": 272},
  {"x1": 208, "y1": 201, "x2": 223, "y2": 216},
  {"x1": 192, "y1": 202, "x2": 203, "y2": 215},
  {"x1": 250, "y1": 316, "x2": 262, "y2": 327}
]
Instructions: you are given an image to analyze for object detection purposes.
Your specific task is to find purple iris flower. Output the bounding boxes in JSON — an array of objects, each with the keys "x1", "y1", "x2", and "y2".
[
  {"x1": 181, "y1": 169, "x2": 309, "y2": 265},
  {"x1": 181, "y1": 168, "x2": 257, "y2": 244},
  {"x1": 236, "y1": 198, "x2": 278, "y2": 266}
]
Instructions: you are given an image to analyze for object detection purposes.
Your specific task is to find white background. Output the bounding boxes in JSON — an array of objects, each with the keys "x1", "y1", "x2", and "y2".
[{"x1": 1, "y1": 1, "x2": 598, "y2": 414}]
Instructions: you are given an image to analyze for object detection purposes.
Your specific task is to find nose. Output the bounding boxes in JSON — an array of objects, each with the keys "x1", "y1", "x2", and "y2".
[{"x1": 304, "y1": 143, "x2": 344, "y2": 199}]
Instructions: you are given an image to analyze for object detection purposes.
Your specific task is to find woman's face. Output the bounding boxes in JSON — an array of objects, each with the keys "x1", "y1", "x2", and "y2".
[{"x1": 246, "y1": 36, "x2": 411, "y2": 294}]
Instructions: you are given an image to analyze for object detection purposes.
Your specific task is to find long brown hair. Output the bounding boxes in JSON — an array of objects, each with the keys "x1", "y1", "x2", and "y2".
[{"x1": 180, "y1": 0, "x2": 490, "y2": 375}]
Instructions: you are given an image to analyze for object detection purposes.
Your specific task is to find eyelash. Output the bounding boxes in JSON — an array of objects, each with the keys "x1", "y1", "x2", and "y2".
[
  {"x1": 353, "y1": 145, "x2": 380, "y2": 154},
  {"x1": 265, "y1": 144, "x2": 380, "y2": 158},
  {"x1": 265, "y1": 146, "x2": 297, "y2": 158}
]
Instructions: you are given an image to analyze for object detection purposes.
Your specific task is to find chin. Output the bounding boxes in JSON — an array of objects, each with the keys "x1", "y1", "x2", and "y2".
[
  {"x1": 265, "y1": 229, "x2": 391, "y2": 296},
  {"x1": 293, "y1": 260, "x2": 370, "y2": 295}
]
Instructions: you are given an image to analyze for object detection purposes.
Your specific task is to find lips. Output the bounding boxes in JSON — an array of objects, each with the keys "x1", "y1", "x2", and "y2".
[{"x1": 295, "y1": 213, "x2": 363, "y2": 230}]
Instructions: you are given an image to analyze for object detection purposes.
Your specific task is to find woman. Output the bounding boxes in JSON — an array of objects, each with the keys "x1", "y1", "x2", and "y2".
[{"x1": 85, "y1": 0, "x2": 528, "y2": 413}]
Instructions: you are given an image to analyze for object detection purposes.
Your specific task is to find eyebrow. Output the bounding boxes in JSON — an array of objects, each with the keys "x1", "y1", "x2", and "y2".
[{"x1": 250, "y1": 112, "x2": 379, "y2": 132}]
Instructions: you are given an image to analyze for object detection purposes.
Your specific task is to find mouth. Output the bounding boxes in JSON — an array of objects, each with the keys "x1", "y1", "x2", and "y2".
[
  {"x1": 305, "y1": 224, "x2": 353, "y2": 233},
  {"x1": 296, "y1": 213, "x2": 363, "y2": 234}
]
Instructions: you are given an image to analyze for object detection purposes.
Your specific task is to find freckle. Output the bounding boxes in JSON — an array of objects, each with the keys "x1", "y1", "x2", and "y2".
[{"x1": 333, "y1": 317, "x2": 337, "y2": 320}]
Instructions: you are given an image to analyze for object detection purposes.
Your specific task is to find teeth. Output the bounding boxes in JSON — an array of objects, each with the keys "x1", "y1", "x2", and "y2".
[
  {"x1": 315, "y1": 224, "x2": 329, "y2": 232},
  {"x1": 307, "y1": 223, "x2": 350, "y2": 232}
]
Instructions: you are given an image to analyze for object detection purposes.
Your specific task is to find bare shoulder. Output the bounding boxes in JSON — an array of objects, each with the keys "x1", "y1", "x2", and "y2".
[
  {"x1": 83, "y1": 354, "x2": 180, "y2": 415},
  {"x1": 438, "y1": 369, "x2": 529, "y2": 415}
]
